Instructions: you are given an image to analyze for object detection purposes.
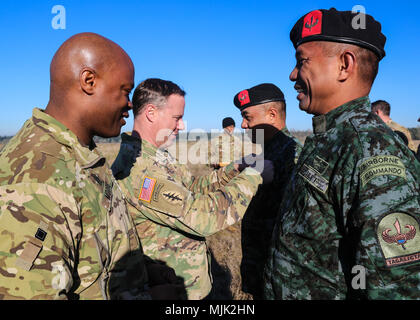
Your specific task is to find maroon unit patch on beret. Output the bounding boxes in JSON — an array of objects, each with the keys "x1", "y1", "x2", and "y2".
[
  {"x1": 302, "y1": 10, "x2": 322, "y2": 38},
  {"x1": 238, "y1": 90, "x2": 250, "y2": 106}
]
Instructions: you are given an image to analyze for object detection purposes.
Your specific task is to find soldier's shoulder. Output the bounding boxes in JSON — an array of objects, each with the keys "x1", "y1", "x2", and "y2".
[
  {"x1": 346, "y1": 112, "x2": 396, "y2": 147},
  {"x1": 0, "y1": 124, "x2": 75, "y2": 186},
  {"x1": 344, "y1": 113, "x2": 418, "y2": 171}
]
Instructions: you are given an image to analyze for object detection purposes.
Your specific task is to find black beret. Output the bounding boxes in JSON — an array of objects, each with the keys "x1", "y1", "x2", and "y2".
[
  {"x1": 290, "y1": 8, "x2": 386, "y2": 60},
  {"x1": 222, "y1": 117, "x2": 235, "y2": 128},
  {"x1": 234, "y1": 83, "x2": 285, "y2": 111}
]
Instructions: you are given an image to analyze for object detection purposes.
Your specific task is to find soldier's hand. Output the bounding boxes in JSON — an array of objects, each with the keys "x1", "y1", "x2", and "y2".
[
  {"x1": 149, "y1": 284, "x2": 188, "y2": 300},
  {"x1": 235, "y1": 153, "x2": 259, "y2": 172}
]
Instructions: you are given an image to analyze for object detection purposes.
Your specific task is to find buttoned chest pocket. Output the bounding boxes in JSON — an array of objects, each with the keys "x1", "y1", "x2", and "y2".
[{"x1": 279, "y1": 157, "x2": 338, "y2": 263}]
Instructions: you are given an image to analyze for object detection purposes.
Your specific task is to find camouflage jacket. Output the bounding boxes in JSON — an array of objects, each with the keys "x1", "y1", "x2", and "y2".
[
  {"x1": 264, "y1": 97, "x2": 420, "y2": 300},
  {"x1": 386, "y1": 119, "x2": 417, "y2": 152},
  {"x1": 241, "y1": 127, "x2": 302, "y2": 298},
  {"x1": 0, "y1": 109, "x2": 149, "y2": 300},
  {"x1": 111, "y1": 133, "x2": 263, "y2": 299},
  {"x1": 209, "y1": 129, "x2": 244, "y2": 167}
]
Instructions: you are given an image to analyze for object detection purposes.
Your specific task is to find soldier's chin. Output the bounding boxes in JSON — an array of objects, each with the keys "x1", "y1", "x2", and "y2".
[{"x1": 298, "y1": 98, "x2": 311, "y2": 114}]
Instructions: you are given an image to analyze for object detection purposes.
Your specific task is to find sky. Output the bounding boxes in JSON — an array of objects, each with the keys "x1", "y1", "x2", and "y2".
[{"x1": 1, "y1": 0, "x2": 419, "y2": 136}]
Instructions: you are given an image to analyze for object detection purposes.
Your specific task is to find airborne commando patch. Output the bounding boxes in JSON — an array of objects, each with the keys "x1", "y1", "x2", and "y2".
[
  {"x1": 377, "y1": 213, "x2": 420, "y2": 268},
  {"x1": 359, "y1": 155, "x2": 406, "y2": 186}
]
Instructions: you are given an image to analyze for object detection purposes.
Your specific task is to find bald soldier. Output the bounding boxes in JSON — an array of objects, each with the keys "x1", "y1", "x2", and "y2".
[
  {"x1": 0, "y1": 33, "x2": 168, "y2": 300},
  {"x1": 264, "y1": 8, "x2": 420, "y2": 299},
  {"x1": 111, "y1": 78, "x2": 274, "y2": 299},
  {"x1": 233, "y1": 83, "x2": 302, "y2": 300}
]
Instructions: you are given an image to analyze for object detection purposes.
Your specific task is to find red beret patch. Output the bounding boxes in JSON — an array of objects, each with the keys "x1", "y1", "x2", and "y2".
[
  {"x1": 302, "y1": 10, "x2": 322, "y2": 38},
  {"x1": 238, "y1": 90, "x2": 250, "y2": 106}
]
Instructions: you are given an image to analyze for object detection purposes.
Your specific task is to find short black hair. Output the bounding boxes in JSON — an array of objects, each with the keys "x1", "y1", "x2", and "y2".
[
  {"x1": 132, "y1": 78, "x2": 186, "y2": 117},
  {"x1": 371, "y1": 100, "x2": 390, "y2": 116},
  {"x1": 222, "y1": 117, "x2": 235, "y2": 128}
]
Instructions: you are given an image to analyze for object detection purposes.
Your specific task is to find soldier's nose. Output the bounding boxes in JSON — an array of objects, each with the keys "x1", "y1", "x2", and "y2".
[
  {"x1": 178, "y1": 119, "x2": 185, "y2": 131},
  {"x1": 289, "y1": 67, "x2": 298, "y2": 81}
]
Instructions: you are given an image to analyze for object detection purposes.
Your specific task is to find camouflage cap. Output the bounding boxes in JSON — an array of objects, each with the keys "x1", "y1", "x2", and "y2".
[{"x1": 290, "y1": 7, "x2": 386, "y2": 60}]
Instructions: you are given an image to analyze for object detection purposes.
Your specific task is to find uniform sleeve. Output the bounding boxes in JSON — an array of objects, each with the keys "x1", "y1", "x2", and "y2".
[
  {"x1": 137, "y1": 167, "x2": 263, "y2": 237},
  {"x1": 181, "y1": 162, "x2": 239, "y2": 194},
  {"x1": 334, "y1": 134, "x2": 420, "y2": 299},
  {"x1": 0, "y1": 183, "x2": 77, "y2": 300}
]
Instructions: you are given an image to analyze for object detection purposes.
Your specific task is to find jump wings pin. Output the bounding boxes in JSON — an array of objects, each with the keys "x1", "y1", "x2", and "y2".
[{"x1": 381, "y1": 218, "x2": 416, "y2": 250}]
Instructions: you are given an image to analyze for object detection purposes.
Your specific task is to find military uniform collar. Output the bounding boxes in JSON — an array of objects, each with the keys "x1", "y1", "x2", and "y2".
[
  {"x1": 32, "y1": 108, "x2": 105, "y2": 169},
  {"x1": 312, "y1": 96, "x2": 371, "y2": 134}
]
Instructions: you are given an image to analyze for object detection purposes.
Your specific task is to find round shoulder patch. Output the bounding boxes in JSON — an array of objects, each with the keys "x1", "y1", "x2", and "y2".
[{"x1": 377, "y1": 213, "x2": 420, "y2": 268}]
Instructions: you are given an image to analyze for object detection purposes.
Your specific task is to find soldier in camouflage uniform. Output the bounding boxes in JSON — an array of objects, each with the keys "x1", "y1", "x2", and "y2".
[
  {"x1": 112, "y1": 78, "x2": 274, "y2": 300},
  {"x1": 264, "y1": 8, "x2": 420, "y2": 299},
  {"x1": 0, "y1": 33, "x2": 152, "y2": 300},
  {"x1": 232, "y1": 83, "x2": 302, "y2": 300},
  {"x1": 371, "y1": 100, "x2": 417, "y2": 153},
  {"x1": 209, "y1": 117, "x2": 243, "y2": 168}
]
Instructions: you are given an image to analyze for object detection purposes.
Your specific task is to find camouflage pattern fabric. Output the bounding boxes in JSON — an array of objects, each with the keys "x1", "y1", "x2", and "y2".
[
  {"x1": 0, "y1": 109, "x2": 149, "y2": 300},
  {"x1": 264, "y1": 97, "x2": 420, "y2": 300},
  {"x1": 111, "y1": 133, "x2": 263, "y2": 299},
  {"x1": 386, "y1": 119, "x2": 417, "y2": 152},
  {"x1": 240, "y1": 127, "x2": 302, "y2": 299},
  {"x1": 209, "y1": 129, "x2": 244, "y2": 167}
]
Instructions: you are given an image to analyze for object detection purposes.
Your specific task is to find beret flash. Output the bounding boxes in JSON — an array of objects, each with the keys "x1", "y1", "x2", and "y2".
[
  {"x1": 290, "y1": 7, "x2": 386, "y2": 60},
  {"x1": 234, "y1": 83, "x2": 285, "y2": 111}
]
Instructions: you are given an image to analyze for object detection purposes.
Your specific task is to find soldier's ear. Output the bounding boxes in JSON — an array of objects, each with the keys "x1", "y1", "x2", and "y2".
[
  {"x1": 80, "y1": 67, "x2": 97, "y2": 95},
  {"x1": 145, "y1": 104, "x2": 158, "y2": 122},
  {"x1": 337, "y1": 50, "x2": 356, "y2": 82},
  {"x1": 267, "y1": 106, "x2": 278, "y2": 123}
]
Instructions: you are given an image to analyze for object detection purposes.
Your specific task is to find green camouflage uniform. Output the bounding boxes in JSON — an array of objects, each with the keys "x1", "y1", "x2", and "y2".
[
  {"x1": 111, "y1": 133, "x2": 263, "y2": 299},
  {"x1": 241, "y1": 127, "x2": 302, "y2": 299},
  {"x1": 264, "y1": 97, "x2": 420, "y2": 300},
  {"x1": 0, "y1": 109, "x2": 149, "y2": 300}
]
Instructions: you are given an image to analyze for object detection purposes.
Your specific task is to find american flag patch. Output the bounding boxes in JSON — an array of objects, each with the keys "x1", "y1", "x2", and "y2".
[{"x1": 138, "y1": 176, "x2": 156, "y2": 202}]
